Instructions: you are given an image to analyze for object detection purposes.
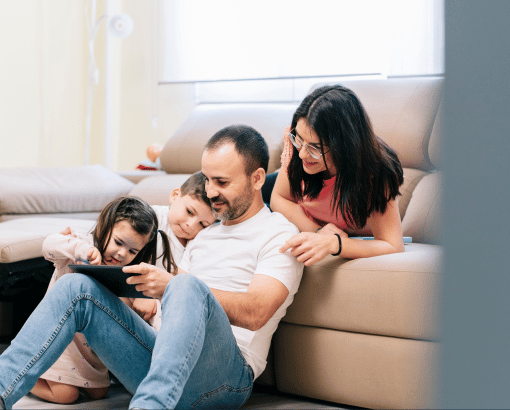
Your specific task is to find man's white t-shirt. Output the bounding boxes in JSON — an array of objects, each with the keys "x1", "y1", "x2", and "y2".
[{"x1": 179, "y1": 206, "x2": 303, "y2": 379}]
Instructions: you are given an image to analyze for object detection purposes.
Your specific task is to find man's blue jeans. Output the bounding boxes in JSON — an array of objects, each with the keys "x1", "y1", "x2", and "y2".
[{"x1": 0, "y1": 274, "x2": 253, "y2": 409}]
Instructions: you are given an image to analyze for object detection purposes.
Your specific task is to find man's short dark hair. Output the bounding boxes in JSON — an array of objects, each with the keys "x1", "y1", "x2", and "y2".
[
  {"x1": 180, "y1": 171, "x2": 211, "y2": 206},
  {"x1": 204, "y1": 125, "x2": 269, "y2": 175}
]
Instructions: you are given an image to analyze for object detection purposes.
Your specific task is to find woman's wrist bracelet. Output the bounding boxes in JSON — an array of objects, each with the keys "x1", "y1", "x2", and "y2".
[
  {"x1": 314, "y1": 227, "x2": 323, "y2": 233},
  {"x1": 332, "y1": 233, "x2": 342, "y2": 256}
]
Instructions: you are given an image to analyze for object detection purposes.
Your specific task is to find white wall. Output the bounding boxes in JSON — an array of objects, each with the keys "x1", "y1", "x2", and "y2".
[
  {"x1": 117, "y1": 0, "x2": 196, "y2": 172},
  {"x1": 0, "y1": 1, "x2": 444, "y2": 171},
  {"x1": 0, "y1": 0, "x2": 88, "y2": 168},
  {"x1": 0, "y1": 0, "x2": 44, "y2": 168},
  {"x1": 0, "y1": 0, "x2": 195, "y2": 171}
]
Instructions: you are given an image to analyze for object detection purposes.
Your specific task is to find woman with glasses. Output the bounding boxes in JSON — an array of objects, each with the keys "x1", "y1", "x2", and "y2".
[{"x1": 270, "y1": 85, "x2": 405, "y2": 265}]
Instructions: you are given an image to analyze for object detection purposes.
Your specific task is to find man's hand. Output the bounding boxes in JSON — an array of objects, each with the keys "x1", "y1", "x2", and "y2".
[
  {"x1": 131, "y1": 298, "x2": 158, "y2": 322},
  {"x1": 124, "y1": 263, "x2": 175, "y2": 299},
  {"x1": 87, "y1": 247, "x2": 102, "y2": 265},
  {"x1": 279, "y1": 232, "x2": 340, "y2": 266}
]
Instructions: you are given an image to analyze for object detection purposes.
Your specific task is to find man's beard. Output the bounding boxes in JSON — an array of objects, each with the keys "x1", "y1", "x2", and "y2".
[{"x1": 211, "y1": 183, "x2": 253, "y2": 222}]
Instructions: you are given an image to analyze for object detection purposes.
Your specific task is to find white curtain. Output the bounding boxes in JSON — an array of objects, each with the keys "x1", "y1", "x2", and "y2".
[{"x1": 160, "y1": 0, "x2": 443, "y2": 84}]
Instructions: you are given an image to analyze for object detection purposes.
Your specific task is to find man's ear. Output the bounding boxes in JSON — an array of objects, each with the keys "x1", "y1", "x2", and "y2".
[
  {"x1": 251, "y1": 168, "x2": 266, "y2": 191},
  {"x1": 169, "y1": 188, "x2": 181, "y2": 205}
]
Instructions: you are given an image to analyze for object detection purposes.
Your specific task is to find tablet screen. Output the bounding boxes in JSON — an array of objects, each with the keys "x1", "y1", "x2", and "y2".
[{"x1": 68, "y1": 264, "x2": 149, "y2": 299}]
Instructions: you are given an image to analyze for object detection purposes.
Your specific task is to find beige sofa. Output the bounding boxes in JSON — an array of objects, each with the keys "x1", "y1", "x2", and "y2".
[{"x1": 0, "y1": 76, "x2": 443, "y2": 409}]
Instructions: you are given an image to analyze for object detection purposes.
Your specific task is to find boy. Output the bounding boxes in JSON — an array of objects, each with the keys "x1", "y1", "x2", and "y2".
[{"x1": 124, "y1": 171, "x2": 216, "y2": 329}]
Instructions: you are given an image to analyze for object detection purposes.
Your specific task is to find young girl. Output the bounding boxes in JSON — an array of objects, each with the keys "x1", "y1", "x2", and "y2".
[
  {"x1": 271, "y1": 85, "x2": 405, "y2": 264},
  {"x1": 30, "y1": 196, "x2": 176, "y2": 404}
]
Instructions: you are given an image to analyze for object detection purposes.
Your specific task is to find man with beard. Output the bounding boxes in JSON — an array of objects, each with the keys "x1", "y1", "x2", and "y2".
[{"x1": 0, "y1": 125, "x2": 303, "y2": 410}]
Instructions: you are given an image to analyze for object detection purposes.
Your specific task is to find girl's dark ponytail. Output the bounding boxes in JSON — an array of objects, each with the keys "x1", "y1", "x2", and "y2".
[{"x1": 157, "y1": 229, "x2": 177, "y2": 274}]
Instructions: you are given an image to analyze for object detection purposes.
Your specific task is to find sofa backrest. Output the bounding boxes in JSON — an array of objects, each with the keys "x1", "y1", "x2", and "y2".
[
  {"x1": 310, "y1": 76, "x2": 444, "y2": 171},
  {"x1": 159, "y1": 103, "x2": 298, "y2": 175}
]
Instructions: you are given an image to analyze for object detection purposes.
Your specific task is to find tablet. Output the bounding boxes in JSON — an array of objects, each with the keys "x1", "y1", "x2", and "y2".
[{"x1": 68, "y1": 264, "x2": 150, "y2": 299}]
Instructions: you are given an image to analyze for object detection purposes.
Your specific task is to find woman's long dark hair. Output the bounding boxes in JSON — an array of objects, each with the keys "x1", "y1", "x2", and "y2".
[
  {"x1": 288, "y1": 85, "x2": 404, "y2": 230},
  {"x1": 92, "y1": 196, "x2": 177, "y2": 273}
]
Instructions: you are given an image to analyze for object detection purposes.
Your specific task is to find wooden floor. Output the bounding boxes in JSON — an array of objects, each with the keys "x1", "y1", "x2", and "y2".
[{"x1": 1, "y1": 344, "x2": 357, "y2": 410}]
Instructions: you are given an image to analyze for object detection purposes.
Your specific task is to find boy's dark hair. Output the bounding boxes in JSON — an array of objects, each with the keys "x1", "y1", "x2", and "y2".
[
  {"x1": 180, "y1": 171, "x2": 211, "y2": 206},
  {"x1": 92, "y1": 196, "x2": 177, "y2": 273},
  {"x1": 204, "y1": 125, "x2": 269, "y2": 175}
]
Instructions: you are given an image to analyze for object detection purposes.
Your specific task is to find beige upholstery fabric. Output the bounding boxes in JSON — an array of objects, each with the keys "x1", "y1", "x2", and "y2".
[
  {"x1": 311, "y1": 77, "x2": 444, "y2": 171},
  {"x1": 399, "y1": 168, "x2": 428, "y2": 220},
  {"x1": 0, "y1": 212, "x2": 99, "y2": 223},
  {"x1": 128, "y1": 174, "x2": 192, "y2": 206},
  {"x1": 402, "y1": 172, "x2": 442, "y2": 245},
  {"x1": 274, "y1": 323, "x2": 439, "y2": 409},
  {"x1": 283, "y1": 244, "x2": 442, "y2": 341},
  {"x1": 0, "y1": 217, "x2": 96, "y2": 263},
  {"x1": 159, "y1": 103, "x2": 297, "y2": 175},
  {"x1": 428, "y1": 99, "x2": 442, "y2": 170},
  {"x1": 0, "y1": 165, "x2": 134, "y2": 216},
  {"x1": 119, "y1": 170, "x2": 167, "y2": 184}
]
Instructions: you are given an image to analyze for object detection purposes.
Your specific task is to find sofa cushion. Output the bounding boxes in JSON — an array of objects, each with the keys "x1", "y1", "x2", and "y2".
[
  {"x1": 159, "y1": 103, "x2": 297, "y2": 175},
  {"x1": 402, "y1": 172, "x2": 442, "y2": 245},
  {"x1": 0, "y1": 165, "x2": 134, "y2": 216},
  {"x1": 428, "y1": 98, "x2": 442, "y2": 170},
  {"x1": 283, "y1": 243, "x2": 442, "y2": 341},
  {"x1": 129, "y1": 174, "x2": 192, "y2": 206},
  {"x1": 0, "y1": 217, "x2": 96, "y2": 263},
  {"x1": 0, "y1": 213, "x2": 99, "y2": 223},
  {"x1": 398, "y1": 167, "x2": 428, "y2": 220}
]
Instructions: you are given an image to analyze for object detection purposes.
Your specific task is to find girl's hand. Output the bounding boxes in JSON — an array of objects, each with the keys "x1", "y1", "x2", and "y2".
[
  {"x1": 317, "y1": 223, "x2": 348, "y2": 238},
  {"x1": 279, "y1": 232, "x2": 340, "y2": 266},
  {"x1": 60, "y1": 226, "x2": 72, "y2": 235},
  {"x1": 87, "y1": 247, "x2": 102, "y2": 265},
  {"x1": 131, "y1": 298, "x2": 158, "y2": 322}
]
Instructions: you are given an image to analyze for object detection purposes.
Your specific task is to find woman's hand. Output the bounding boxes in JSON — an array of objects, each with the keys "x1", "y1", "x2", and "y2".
[
  {"x1": 87, "y1": 247, "x2": 102, "y2": 265},
  {"x1": 131, "y1": 298, "x2": 158, "y2": 322},
  {"x1": 124, "y1": 263, "x2": 175, "y2": 299},
  {"x1": 317, "y1": 223, "x2": 348, "y2": 238},
  {"x1": 279, "y1": 232, "x2": 340, "y2": 266}
]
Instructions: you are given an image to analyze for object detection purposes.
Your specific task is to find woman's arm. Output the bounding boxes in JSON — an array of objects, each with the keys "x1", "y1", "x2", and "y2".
[
  {"x1": 280, "y1": 197, "x2": 405, "y2": 264},
  {"x1": 270, "y1": 165, "x2": 322, "y2": 232},
  {"x1": 324, "y1": 197, "x2": 404, "y2": 259}
]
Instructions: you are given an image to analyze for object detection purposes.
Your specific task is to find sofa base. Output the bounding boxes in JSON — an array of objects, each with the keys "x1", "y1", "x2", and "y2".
[{"x1": 274, "y1": 322, "x2": 439, "y2": 409}]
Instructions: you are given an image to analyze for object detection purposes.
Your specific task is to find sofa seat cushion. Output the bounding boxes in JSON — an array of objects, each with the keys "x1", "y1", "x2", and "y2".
[
  {"x1": 284, "y1": 243, "x2": 442, "y2": 341},
  {"x1": 0, "y1": 217, "x2": 96, "y2": 263},
  {"x1": 0, "y1": 165, "x2": 134, "y2": 216}
]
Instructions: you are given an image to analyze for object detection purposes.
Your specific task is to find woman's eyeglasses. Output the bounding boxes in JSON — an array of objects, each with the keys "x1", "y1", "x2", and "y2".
[{"x1": 288, "y1": 131, "x2": 329, "y2": 160}]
